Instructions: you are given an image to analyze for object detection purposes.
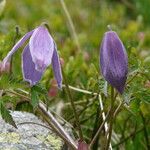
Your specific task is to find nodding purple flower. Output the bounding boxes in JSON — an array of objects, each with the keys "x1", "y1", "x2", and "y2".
[
  {"x1": 2, "y1": 26, "x2": 62, "y2": 88},
  {"x1": 100, "y1": 31, "x2": 128, "y2": 94}
]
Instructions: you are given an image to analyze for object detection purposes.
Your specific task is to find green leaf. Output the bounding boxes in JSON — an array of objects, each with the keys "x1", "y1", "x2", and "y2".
[
  {"x1": 122, "y1": 92, "x2": 133, "y2": 105},
  {"x1": 31, "y1": 86, "x2": 39, "y2": 109},
  {"x1": 0, "y1": 101, "x2": 17, "y2": 128},
  {"x1": 32, "y1": 84, "x2": 47, "y2": 94}
]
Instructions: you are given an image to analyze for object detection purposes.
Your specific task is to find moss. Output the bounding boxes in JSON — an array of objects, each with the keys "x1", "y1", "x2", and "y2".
[
  {"x1": 36, "y1": 134, "x2": 63, "y2": 150},
  {"x1": 0, "y1": 132, "x2": 20, "y2": 144},
  {"x1": 45, "y1": 134, "x2": 62, "y2": 150}
]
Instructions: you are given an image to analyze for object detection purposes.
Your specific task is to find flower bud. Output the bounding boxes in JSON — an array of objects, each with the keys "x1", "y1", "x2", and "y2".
[
  {"x1": 100, "y1": 31, "x2": 128, "y2": 94},
  {"x1": 48, "y1": 79, "x2": 58, "y2": 97}
]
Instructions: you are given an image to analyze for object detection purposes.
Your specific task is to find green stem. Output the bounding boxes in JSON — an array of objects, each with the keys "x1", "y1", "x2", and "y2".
[
  {"x1": 67, "y1": 98, "x2": 96, "y2": 122},
  {"x1": 59, "y1": 0, "x2": 81, "y2": 52},
  {"x1": 61, "y1": 84, "x2": 98, "y2": 96},
  {"x1": 5, "y1": 89, "x2": 30, "y2": 101},
  {"x1": 38, "y1": 102, "x2": 77, "y2": 150},
  {"x1": 113, "y1": 127, "x2": 145, "y2": 148},
  {"x1": 13, "y1": 26, "x2": 20, "y2": 45},
  {"x1": 105, "y1": 86, "x2": 114, "y2": 150},
  {"x1": 17, "y1": 121, "x2": 52, "y2": 131},
  {"x1": 113, "y1": 101, "x2": 123, "y2": 118},
  {"x1": 62, "y1": 69, "x2": 83, "y2": 140},
  {"x1": 126, "y1": 72, "x2": 139, "y2": 85},
  {"x1": 116, "y1": 119, "x2": 150, "y2": 148},
  {"x1": 10, "y1": 26, "x2": 20, "y2": 74},
  {"x1": 89, "y1": 109, "x2": 110, "y2": 149},
  {"x1": 140, "y1": 111, "x2": 150, "y2": 149},
  {"x1": 60, "y1": 84, "x2": 135, "y2": 118}
]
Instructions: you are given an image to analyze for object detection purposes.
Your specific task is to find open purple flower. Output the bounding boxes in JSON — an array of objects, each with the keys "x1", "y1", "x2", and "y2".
[
  {"x1": 2, "y1": 26, "x2": 62, "y2": 88},
  {"x1": 100, "y1": 31, "x2": 128, "y2": 94}
]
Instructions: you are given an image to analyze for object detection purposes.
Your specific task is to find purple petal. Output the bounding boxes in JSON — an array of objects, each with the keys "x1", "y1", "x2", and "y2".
[
  {"x1": 29, "y1": 26, "x2": 54, "y2": 72},
  {"x1": 100, "y1": 31, "x2": 128, "y2": 94},
  {"x1": 52, "y1": 43, "x2": 62, "y2": 88},
  {"x1": 2, "y1": 30, "x2": 34, "y2": 69},
  {"x1": 22, "y1": 44, "x2": 44, "y2": 86}
]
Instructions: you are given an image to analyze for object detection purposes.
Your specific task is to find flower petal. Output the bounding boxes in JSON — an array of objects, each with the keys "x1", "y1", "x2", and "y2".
[
  {"x1": 29, "y1": 26, "x2": 54, "y2": 72},
  {"x1": 52, "y1": 44, "x2": 62, "y2": 88},
  {"x1": 2, "y1": 30, "x2": 34, "y2": 69},
  {"x1": 22, "y1": 44, "x2": 43, "y2": 86},
  {"x1": 100, "y1": 31, "x2": 128, "y2": 94}
]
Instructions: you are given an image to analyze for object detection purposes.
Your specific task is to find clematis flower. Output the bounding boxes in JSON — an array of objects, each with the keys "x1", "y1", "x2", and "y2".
[
  {"x1": 2, "y1": 26, "x2": 62, "y2": 88},
  {"x1": 100, "y1": 31, "x2": 128, "y2": 94}
]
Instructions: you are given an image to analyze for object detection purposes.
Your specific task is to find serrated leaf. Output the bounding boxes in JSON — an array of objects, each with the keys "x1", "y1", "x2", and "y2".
[
  {"x1": 33, "y1": 84, "x2": 47, "y2": 94},
  {"x1": 122, "y1": 92, "x2": 133, "y2": 105},
  {"x1": 0, "y1": 101, "x2": 17, "y2": 128},
  {"x1": 31, "y1": 86, "x2": 39, "y2": 109}
]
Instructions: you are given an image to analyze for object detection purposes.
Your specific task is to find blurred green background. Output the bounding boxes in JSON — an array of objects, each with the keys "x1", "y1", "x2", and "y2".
[{"x1": 0, "y1": 0, "x2": 150, "y2": 149}]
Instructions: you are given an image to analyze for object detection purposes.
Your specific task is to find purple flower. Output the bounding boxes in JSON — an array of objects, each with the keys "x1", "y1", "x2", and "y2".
[
  {"x1": 2, "y1": 26, "x2": 62, "y2": 88},
  {"x1": 100, "y1": 31, "x2": 128, "y2": 94}
]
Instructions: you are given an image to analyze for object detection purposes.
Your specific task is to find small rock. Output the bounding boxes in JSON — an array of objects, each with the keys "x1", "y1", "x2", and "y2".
[{"x1": 0, "y1": 111, "x2": 63, "y2": 150}]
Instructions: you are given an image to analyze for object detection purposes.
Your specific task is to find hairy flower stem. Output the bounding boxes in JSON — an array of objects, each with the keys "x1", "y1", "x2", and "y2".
[
  {"x1": 38, "y1": 103, "x2": 77, "y2": 150},
  {"x1": 99, "y1": 95, "x2": 110, "y2": 142},
  {"x1": 62, "y1": 69, "x2": 83, "y2": 140},
  {"x1": 89, "y1": 108, "x2": 111, "y2": 149},
  {"x1": 105, "y1": 87, "x2": 115, "y2": 150}
]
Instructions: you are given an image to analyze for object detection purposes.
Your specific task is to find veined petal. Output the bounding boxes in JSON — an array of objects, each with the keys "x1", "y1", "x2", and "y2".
[
  {"x1": 29, "y1": 26, "x2": 54, "y2": 72},
  {"x1": 100, "y1": 31, "x2": 128, "y2": 94},
  {"x1": 2, "y1": 30, "x2": 34, "y2": 69},
  {"x1": 22, "y1": 44, "x2": 43, "y2": 86},
  {"x1": 52, "y1": 44, "x2": 62, "y2": 89}
]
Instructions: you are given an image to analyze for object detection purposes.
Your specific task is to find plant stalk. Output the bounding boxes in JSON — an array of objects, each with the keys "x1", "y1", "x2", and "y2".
[
  {"x1": 140, "y1": 111, "x2": 150, "y2": 149},
  {"x1": 59, "y1": 0, "x2": 81, "y2": 52},
  {"x1": 89, "y1": 108, "x2": 110, "y2": 149},
  {"x1": 62, "y1": 69, "x2": 83, "y2": 140},
  {"x1": 38, "y1": 102, "x2": 77, "y2": 150},
  {"x1": 105, "y1": 87, "x2": 115, "y2": 150}
]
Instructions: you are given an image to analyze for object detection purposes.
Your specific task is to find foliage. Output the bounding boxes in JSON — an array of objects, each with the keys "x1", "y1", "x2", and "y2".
[
  {"x1": 0, "y1": 100, "x2": 16, "y2": 128},
  {"x1": 0, "y1": 0, "x2": 150, "y2": 149}
]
